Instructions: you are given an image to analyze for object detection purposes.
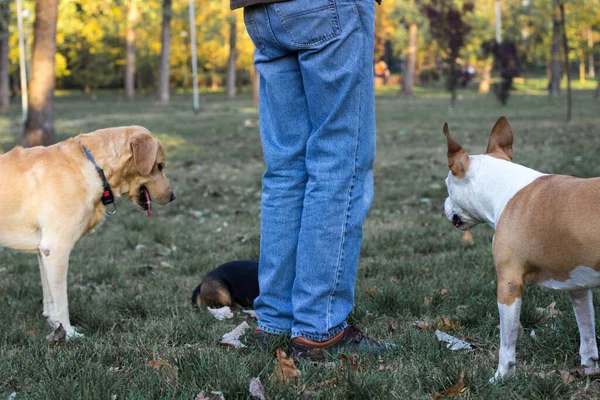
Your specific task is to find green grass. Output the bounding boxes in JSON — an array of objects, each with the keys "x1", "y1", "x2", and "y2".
[{"x1": 1, "y1": 83, "x2": 600, "y2": 399}]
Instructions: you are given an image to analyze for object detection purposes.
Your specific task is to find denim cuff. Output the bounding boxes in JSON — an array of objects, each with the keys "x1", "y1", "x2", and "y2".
[
  {"x1": 291, "y1": 321, "x2": 348, "y2": 342},
  {"x1": 257, "y1": 322, "x2": 291, "y2": 336}
]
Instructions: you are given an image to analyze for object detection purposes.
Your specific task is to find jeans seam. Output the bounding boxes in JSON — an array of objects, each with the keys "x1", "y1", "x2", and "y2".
[
  {"x1": 292, "y1": 322, "x2": 347, "y2": 341},
  {"x1": 264, "y1": 5, "x2": 286, "y2": 51},
  {"x1": 258, "y1": 322, "x2": 290, "y2": 336},
  {"x1": 245, "y1": 8, "x2": 265, "y2": 52},
  {"x1": 280, "y1": 5, "x2": 332, "y2": 19},
  {"x1": 325, "y1": 89, "x2": 362, "y2": 334}
]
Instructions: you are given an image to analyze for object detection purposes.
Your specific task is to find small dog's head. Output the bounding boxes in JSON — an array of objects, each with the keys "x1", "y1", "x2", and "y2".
[
  {"x1": 122, "y1": 128, "x2": 175, "y2": 215},
  {"x1": 443, "y1": 117, "x2": 514, "y2": 231}
]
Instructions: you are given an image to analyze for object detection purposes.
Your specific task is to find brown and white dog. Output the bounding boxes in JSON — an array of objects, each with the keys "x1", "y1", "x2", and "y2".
[
  {"x1": 444, "y1": 117, "x2": 600, "y2": 381},
  {"x1": 0, "y1": 126, "x2": 175, "y2": 341}
]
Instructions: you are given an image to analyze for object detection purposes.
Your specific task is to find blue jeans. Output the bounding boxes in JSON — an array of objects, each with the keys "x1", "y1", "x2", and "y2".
[{"x1": 244, "y1": 0, "x2": 376, "y2": 342}]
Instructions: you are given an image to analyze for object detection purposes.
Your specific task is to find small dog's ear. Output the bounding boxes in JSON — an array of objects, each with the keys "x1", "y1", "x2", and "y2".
[
  {"x1": 129, "y1": 132, "x2": 158, "y2": 175},
  {"x1": 485, "y1": 116, "x2": 514, "y2": 161},
  {"x1": 443, "y1": 123, "x2": 470, "y2": 178}
]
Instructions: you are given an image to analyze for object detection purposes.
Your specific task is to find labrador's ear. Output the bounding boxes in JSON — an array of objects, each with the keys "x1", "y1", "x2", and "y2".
[
  {"x1": 443, "y1": 123, "x2": 470, "y2": 178},
  {"x1": 129, "y1": 132, "x2": 158, "y2": 175},
  {"x1": 485, "y1": 116, "x2": 514, "y2": 161}
]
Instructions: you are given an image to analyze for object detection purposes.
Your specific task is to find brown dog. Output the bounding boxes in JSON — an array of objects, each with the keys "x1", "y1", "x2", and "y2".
[{"x1": 0, "y1": 126, "x2": 175, "y2": 341}]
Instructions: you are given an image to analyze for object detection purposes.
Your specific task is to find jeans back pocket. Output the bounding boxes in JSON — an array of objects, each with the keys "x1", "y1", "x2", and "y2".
[{"x1": 273, "y1": 0, "x2": 340, "y2": 48}]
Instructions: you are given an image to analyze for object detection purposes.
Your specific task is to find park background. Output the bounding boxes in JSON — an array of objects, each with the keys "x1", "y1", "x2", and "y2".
[{"x1": 1, "y1": 0, "x2": 600, "y2": 399}]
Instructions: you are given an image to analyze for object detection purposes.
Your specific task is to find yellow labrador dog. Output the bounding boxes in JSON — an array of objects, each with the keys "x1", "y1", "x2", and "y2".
[{"x1": 0, "y1": 126, "x2": 175, "y2": 341}]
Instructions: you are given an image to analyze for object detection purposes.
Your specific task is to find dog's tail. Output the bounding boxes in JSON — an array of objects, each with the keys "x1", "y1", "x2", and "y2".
[{"x1": 191, "y1": 276, "x2": 233, "y2": 308}]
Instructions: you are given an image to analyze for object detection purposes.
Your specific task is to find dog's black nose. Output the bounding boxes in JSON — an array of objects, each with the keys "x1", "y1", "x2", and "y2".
[
  {"x1": 170, "y1": 191, "x2": 176, "y2": 202},
  {"x1": 452, "y1": 214, "x2": 462, "y2": 227}
]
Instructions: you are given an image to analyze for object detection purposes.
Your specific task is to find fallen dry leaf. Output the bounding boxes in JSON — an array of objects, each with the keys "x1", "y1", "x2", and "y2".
[
  {"x1": 26, "y1": 328, "x2": 36, "y2": 336},
  {"x1": 424, "y1": 296, "x2": 433, "y2": 306},
  {"x1": 444, "y1": 372, "x2": 467, "y2": 396},
  {"x1": 436, "y1": 318, "x2": 462, "y2": 332},
  {"x1": 413, "y1": 320, "x2": 433, "y2": 330},
  {"x1": 243, "y1": 310, "x2": 258, "y2": 319},
  {"x1": 435, "y1": 330, "x2": 474, "y2": 352},
  {"x1": 558, "y1": 370, "x2": 575, "y2": 385},
  {"x1": 441, "y1": 289, "x2": 450, "y2": 296},
  {"x1": 364, "y1": 287, "x2": 377, "y2": 299},
  {"x1": 249, "y1": 377, "x2": 265, "y2": 400},
  {"x1": 339, "y1": 353, "x2": 360, "y2": 372},
  {"x1": 221, "y1": 321, "x2": 250, "y2": 349},
  {"x1": 146, "y1": 359, "x2": 177, "y2": 384},
  {"x1": 208, "y1": 306, "x2": 234, "y2": 321},
  {"x1": 275, "y1": 348, "x2": 301, "y2": 383},
  {"x1": 536, "y1": 301, "x2": 560, "y2": 324},
  {"x1": 460, "y1": 231, "x2": 475, "y2": 247}
]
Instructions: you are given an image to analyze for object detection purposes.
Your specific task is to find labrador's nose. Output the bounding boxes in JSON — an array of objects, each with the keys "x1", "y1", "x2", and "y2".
[{"x1": 169, "y1": 191, "x2": 176, "y2": 203}]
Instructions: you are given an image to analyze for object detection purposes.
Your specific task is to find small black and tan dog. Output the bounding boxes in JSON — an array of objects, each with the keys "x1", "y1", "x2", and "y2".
[{"x1": 191, "y1": 260, "x2": 259, "y2": 308}]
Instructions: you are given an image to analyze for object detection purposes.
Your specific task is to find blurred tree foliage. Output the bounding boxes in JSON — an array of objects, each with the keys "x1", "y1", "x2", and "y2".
[{"x1": 3, "y1": 0, "x2": 599, "y2": 92}]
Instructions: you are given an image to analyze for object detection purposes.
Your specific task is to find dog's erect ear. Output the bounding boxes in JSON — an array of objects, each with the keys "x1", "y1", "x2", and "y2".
[
  {"x1": 485, "y1": 116, "x2": 514, "y2": 161},
  {"x1": 443, "y1": 122, "x2": 470, "y2": 178},
  {"x1": 129, "y1": 132, "x2": 159, "y2": 175}
]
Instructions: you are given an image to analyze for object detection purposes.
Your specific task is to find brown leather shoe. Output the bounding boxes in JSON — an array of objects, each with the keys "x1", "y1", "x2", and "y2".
[{"x1": 291, "y1": 325, "x2": 398, "y2": 360}]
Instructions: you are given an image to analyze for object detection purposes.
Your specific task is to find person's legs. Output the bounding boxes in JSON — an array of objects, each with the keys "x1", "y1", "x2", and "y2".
[
  {"x1": 244, "y1": 5, "x2": 312, "y2": 335},
  {"x1": 272, "y1": 0, "x2": 376, "y2": 341}
]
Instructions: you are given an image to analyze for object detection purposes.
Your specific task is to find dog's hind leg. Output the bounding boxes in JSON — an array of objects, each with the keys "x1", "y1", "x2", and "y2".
[
  {"x1": 570, "y1": 289, "x2": 599, "y2": 367},
  {"x1": 37, "y1": 252, "x2": 52, "y2": 318}
]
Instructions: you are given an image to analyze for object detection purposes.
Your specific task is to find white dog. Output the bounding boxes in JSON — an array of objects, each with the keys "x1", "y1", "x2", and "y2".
[{"x1": 443, "y1": 117, "x2": 600, "y2": 381}]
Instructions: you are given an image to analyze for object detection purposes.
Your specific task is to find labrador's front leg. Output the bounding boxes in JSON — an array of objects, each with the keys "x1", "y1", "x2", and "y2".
[
  {"x1": 38, "y1": 252, "x2": 52, "y2": 318},
  {"x1": 39, "y1": 243, "x2": 82, "y2": 341}
]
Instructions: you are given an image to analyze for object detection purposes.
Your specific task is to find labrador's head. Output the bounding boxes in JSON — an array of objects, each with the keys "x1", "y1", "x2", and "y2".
[{"x1": 122, "y1": 129, "x2": 175, "y2": 216}]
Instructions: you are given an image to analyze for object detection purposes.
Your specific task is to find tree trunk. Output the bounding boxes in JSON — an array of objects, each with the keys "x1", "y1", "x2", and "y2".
[
  {"x1": 125, "y1": 0, "x2": 138, "y2": 100},
  {"x1": 23, "y1": 0, "x2": 58, "y2": 147},
  {"x1": 402, "y1": 22, "x2": 417, "y2": 95},
  {"x1": 479, "y1": 58, "x2": 492, "y2": 94},
  {"x1": 0, "y1": 0, "x2": 9, "y2": 113},
  {"x1": 226, "y1": 17, "x2": 237, "y2": 98},
  {"x1": 549, "y1": 0, "x2": 561, "y2": 97},
  {"x1": 252, "y1": 63, "x2": 259, "y2": 107},
  {"x1": 558, "y1": 0, "x2": 571, "y2": 121},
  {"x1": 448, "y1": 58, "x2": 458, "y2": 108},
  {"x1": 156, "y1": 0, "x2": 172, "y2": 104},
  {"x1": 401, "y1": 0, "x2": 417, "y2": 95},
  {"x1": 588, "y1": 28, "x2": 595, "y2": 79},
  {"x1": 578, "y1": 50, "x2": 585, "y2": 84}
]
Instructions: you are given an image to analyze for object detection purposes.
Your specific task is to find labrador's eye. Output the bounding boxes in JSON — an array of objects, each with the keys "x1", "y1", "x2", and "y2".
[{"x1": 158, "y1": 163, "x2": 165, "y2": 172}]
